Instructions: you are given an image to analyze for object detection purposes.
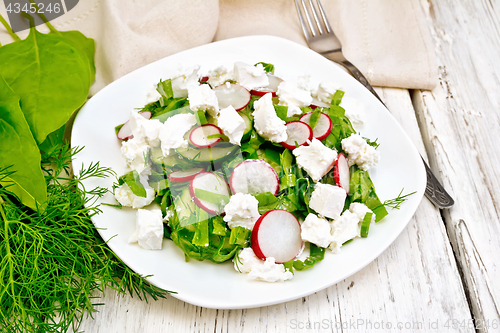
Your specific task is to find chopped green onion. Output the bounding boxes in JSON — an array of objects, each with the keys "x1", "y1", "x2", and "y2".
[{"x1": 360, "y1": 212, "x2": 373, "y2": 238}]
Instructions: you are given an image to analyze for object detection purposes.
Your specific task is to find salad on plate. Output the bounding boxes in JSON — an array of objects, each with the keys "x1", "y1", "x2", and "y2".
[{"x1": 111, "y1": 61, "x2": 391, "y2": 283}]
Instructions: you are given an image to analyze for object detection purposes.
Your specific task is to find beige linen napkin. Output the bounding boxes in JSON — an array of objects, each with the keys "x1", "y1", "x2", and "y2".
[
  {"x1": 0, "y1": 0, "x2": 437, "y2": 93},
  {"x1": 215, "y1": 0, "x2": 438, "y2": 90}
]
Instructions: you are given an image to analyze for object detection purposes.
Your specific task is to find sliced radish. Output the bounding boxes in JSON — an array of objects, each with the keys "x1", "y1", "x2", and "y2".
[
  {"x1": 230, "y1": 160, "x2": 279, "y2": 195},
  {"x1": 251, "y1": 209, "x2": 303, "y2": 263},
  {"x1": 200, "y1": 76, "x2": 209, "y2": 82},
  {"x1": 189, "y1": 124, "x2": 222, "y2": 148},
  {"x1": 334, "y1": 153, "x2": 350, "y2": 193},
  {"x1": 189, "y1": 172, "x2": 231, "y2": 215},
  {"x1": 213, "y1": 83, "x2": 251, "y2": 111},
  {"x1": 281, "y1": 121, "x2": 313, "y2": 150},
  {"x1": 300, "y1": 111, "x2": 333, "y2": 141},
  {"x1": 250, "y1": 74, "x2": 283, "y2": 97},
  {"x1": 168, "y1": 167, "x2": 204, "y2": 183},
  {"x1": 117, "y1": 111, "x2": 151, "y2": 140}
]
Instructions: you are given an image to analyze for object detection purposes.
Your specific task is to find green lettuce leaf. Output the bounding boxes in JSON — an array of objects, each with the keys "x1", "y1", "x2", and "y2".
[
  {"x1": 0, "y1": 76, "x2": 46, "y2": 209},
  {"x1": 0, "y1": 27, "x2": 91, "y2": 144}
]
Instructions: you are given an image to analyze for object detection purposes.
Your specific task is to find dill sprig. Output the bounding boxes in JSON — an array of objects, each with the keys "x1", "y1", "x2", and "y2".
[
  {"x1": 383, "y1": 188, "x2": 417, "y2": 210},
  {"x1": 0, "y1": 144, "x2": 171, "y2": 333}
]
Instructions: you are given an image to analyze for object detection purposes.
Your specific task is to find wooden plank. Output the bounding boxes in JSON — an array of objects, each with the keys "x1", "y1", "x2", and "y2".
[
  {"x1": 412, "y1": 0, "x2": 500, "y2": 331},
  {"x1": 75, "y1": 89, "x2": 472, "y2": 333}
]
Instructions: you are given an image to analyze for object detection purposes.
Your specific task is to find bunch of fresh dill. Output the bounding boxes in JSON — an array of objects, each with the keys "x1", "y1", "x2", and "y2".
[{"x1": 0, "y1": 144, "x2": 170, "y2": 333}]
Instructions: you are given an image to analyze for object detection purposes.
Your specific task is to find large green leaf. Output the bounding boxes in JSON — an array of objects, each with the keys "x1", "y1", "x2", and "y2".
[
  {"x1": 0, "y1": 75, "x2": 46, "y2": 209},
  {"x1": 0, "y1": 28, "x2": 91, "y2": 144},
  {"x1": 54, "y1": 30, "x2": 96, "y2": 83}
]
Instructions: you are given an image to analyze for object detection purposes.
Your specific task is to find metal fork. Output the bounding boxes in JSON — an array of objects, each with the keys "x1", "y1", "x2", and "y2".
[{"x1": 295, "y1": 0, "x2": 454, "y2": 208}]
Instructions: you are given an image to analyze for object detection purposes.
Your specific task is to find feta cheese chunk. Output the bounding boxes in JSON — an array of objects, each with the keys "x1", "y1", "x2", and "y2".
[
  {"x1": 235, "y1": 248, "x2": 293, "y2": 282},
  {"x1": 277, "y1": 78, "x2": 313, "y2": 117},
  {"x1": 233, "y1": 62, "x2": 269, "y2": 90},
  {"x1": 309, "y1": 183, "x2": 347, "y2": 220},
  {"x1": 188, "y1": 84, "x2": 219, "y2": 117},
  {"x1": 349, "y1": 202, "x2": 375, "y2": 223},
  {"x1": 114, "y1": 182, "x2": 154, "y2": 209},
  {"x1": 329, "y1": 210, "x2": 361, "y2": 253},
  {"x1": 171, "y1": 65, "x2": 200, "y2": 98},
  {"x1": 340, "y1": 96, "x2": 365, "y2": 129},
  {"x1": 235, "y1": 247, "x2": 264, "y2": 273},
  {"x1": 223, "y1": 193, "x2": 260, "y2": 230},
  {"x1": 207, "y1": 65, "x2": 234, "y2": 87},
  {"x1": 312, "y1": 81, "x2": 342, "y2": 105},
  {"x1": 301, "y1": 213, "x2": 333, "y2": 248},
  {"x1": 129, "y1": 208, "x2": 164, "y2": 250},
  {"x1": 253, "y1": 93, "x2": 287, "y2": 143},
  {"x1": 129, "y1": 111, "x2": 163, "y2": 146},
  {"x1": 120, "y1": 138, "x2": 151, "y2": 175},
  {"x1": 341, "y1": 134, "x2": 379, "y2": 171},
  {"x1": 293, "y1": 138, "x2": 337, "y2": 182},
  {"x1": 145, "y1": 86, "x2": 161, "y2": 104},
  {"x1": 217, "y1": 105, "x2": 246, "y2": 145},
  {"x1": 248, "y1": 257, "x2": 294, "y2": 282},
  {"x1": 159, "y1": 113, "x2": 197, "y2": 155}
]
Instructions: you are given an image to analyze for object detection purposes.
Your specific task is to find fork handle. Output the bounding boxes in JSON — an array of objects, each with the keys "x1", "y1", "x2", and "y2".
[
  {"x1": 339, "y1": 59, "x2": 386, "y2": 105},
  {"x1": 323, "y1": 53, "x2": 454, "y2": 208}
]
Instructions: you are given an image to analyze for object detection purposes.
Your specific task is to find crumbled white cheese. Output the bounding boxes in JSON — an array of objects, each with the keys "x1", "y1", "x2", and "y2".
[
  {"x1": 158, "y1": 113, "x2": 197, "y2": 156},
  {"x1": 145, "y1": 86, "x2": 162, "y2": 104},
  {"x1": 129, "y1": 208, "x2": 164, "y2": 250},
  {"x1": 207, "y1": 65, "x2": 234, "y2": 87},
  {"x1": 329, "y1": 210, "x2": 361, "y2": 253},
  {"x1": 217, "y1": 105, "x2": 246, "y2": 145},
  {"x1": 114, "y1": 182, "x2": 155, "y2": 209},
  {"x1": 170, "y1": 65, "x2": 200, "y2": 98},
  {"x1": 312, "y1": 81, "x2": 342, "y2": 105},
  {"x1": 253, "y1": 93, "x2": 287, "y2": 143},
  {"x1": 300, "y1": 213, "x2": 333, "y2": 248},
  {"x1": 277, "y1": 78, "x2": 313, "y2": 117},
  {"x1": 309, "y1": 183, "x2": 346, "y2": 220},
  {"x1": 292, "y1": 138, "x2": 337, "y2": 182},
  {"x1": 340, "y1": 96, "x2": 365, "y2": 129},
  {"x1": 235, "y1": 248, "x2": 293, "y2": 282},
  {"x1": 120, "y1": 138, "x2": 151, "y2": 175},
  {"x1": 248, "y1": 257, "x2": 294, "y2": 282},
  {"x1": 129, "y1": 111, "x2": 163, "y2": 147},
  {"x1": 235, "y1": 247, "x2": 263, "y2": 273},
  {"x1": 188, "y1": 84, "x2": 219, "y2": 117},
  {"x1": 341, "y1": 134, "x2": 379, "y2": 171},
  {"x1": 223, "y1": 193, "x2": 260, "y2": 230},
  {"x1": 233, "y1": 62, "x2": 269, "y2": 90},
  {"x1": 349, "y1": 202, "x2": 375, "y2": 223}
]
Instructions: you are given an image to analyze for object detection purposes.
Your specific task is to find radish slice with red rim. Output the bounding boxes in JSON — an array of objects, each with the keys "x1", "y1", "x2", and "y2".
[
  {"x1": 168, "y1": 167, "x2": 204, "y2": 183},
  {"x1": 213, "y1": 83, "x2": 251, "y2": 111},
  {"x1": 230, "y1": 159, "x2": 279, "y2": 195},
  {"x1": 117, "y1": 111, "x2": 151, "y2": 140},
  {"x1": 250, "y1": 74, "x2": 283, "y2": 97},
  {"x1": 300, "y1": 111, "x2": 333, "y2": 141},
  {"x1": 251, "y1": 209, "x2": 303, "y2": 263},
  {"x1": 281, "y1": 121, "x2": 313, "y2": 150},
  {"x1": 189, "y1": 172, "x2": 231, "y2": 215},
  {"x1": 334, "y1": 153, "x2": 350, "y2": 193},
  {"x1": 189, "y1": 124, "x2": 222, "y2": 148}
]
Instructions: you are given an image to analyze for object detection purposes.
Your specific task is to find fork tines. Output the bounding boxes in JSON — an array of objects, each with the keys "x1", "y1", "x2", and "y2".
[{"x1": 295, "y1": 0, "x2": 332, "y2": 38}]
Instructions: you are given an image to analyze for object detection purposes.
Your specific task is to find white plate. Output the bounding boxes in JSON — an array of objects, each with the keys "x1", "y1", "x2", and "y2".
[{"x1": 71, "y1": 35, "x2": 426, "y2": 309}]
